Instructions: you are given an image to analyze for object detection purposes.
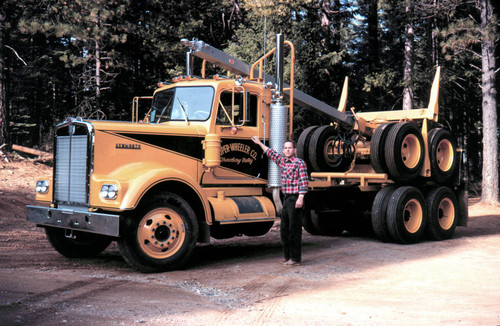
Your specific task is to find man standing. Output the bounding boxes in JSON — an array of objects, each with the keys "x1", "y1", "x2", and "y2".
[{"x1": 251, "y1": 136, "x2": 308, "y2": 266}]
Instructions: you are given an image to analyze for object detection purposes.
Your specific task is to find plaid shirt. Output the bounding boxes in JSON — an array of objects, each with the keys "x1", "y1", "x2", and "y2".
[{"x1": 266, "y1": 148, "x2": 309, "y2": 195}]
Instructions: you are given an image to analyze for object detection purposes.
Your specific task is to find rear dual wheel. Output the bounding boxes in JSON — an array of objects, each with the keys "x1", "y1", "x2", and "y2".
[
  {"x1": 426, "y1": 186, "x2": 457, "y2": 240},
  {"x1": 386, "y1": 186, "x2": 427, "y2": 244},
  {"x1": 371, "y1": 185, "x2": 396, "y2": 242},
  {"x1": 428, "y1": 128, "x2": 458, "y2": 184},
  {"x1": 302, "y1": 209, "x2": 344, "y2": 236},
  {"x1": 298, "y1": 125, "x2": 354, "y2": 173},
  {"x1": 308, "y1": 126, "x2": 354, "y2": 172},
  {"x1": 370, "y1": 123, "x2": 395, "y2": 173},
  {"x1": 384, "y1": 123, "x2": 425, "y2": 182},
  {"x1": 297, "y1": 125, "x2": 319, "y2": 172},
  {"x1": 370, "y1": 122, "x2": 425, "y2": 181}
]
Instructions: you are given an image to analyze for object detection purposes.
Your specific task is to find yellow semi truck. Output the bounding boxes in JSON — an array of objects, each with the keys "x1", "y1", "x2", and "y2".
[{"x1": 27, "y1": 34, "x2": 467, "y2": 272}]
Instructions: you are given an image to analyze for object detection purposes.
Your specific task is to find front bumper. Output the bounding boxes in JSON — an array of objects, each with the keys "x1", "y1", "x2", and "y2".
[{"x1": 26, "y1": 205, "x2": 120, "y2": 237}]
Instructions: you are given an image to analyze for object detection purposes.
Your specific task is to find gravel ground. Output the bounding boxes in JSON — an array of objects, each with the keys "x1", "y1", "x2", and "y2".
[{"x1": 1, "y1": 158, "x2": 499, "y2": 325}]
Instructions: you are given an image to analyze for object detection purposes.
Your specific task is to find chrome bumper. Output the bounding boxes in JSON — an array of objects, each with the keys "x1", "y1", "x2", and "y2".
[{"x1": 26, "y1": 205, "x2": 120, "y2": 237}]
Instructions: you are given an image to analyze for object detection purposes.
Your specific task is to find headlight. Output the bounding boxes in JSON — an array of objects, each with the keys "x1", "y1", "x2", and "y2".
[
  {"x1": 100, "y1": 184, "x2": 118, "y2": 200},
  {"x1": 35, "y1": 180, "x2": 49, "y2": 194}
]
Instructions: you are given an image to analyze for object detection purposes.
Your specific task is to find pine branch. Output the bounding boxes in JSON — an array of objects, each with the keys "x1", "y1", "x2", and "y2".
[{"x1": 4, "y1": 45, "x2": 27, "y2": 66}]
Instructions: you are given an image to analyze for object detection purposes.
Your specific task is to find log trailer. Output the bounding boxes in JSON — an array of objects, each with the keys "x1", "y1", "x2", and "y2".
[{"x1": 26, "y1": 34, "x2": 467, "y2": 272}]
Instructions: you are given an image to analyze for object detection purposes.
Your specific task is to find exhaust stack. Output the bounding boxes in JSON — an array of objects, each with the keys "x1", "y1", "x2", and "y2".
[{"x1": 268, "y1": 34, "x2": 287, "y2": 214}]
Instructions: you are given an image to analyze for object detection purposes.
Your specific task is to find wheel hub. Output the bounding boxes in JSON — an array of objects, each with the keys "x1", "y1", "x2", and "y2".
[
  {"x1": 438, "y1": 198, "x2": 454, "y2": 230},
  {"x1": 436, "y1": 139, "x2": 454, "y2": 172},
  {"x1": 324, "y1": 137, "x2": 343, "y2": 165},
  {"x1": 137, "y1": 208, "x2": 186, "y2": 259},
  {"x1": 403, "y1": 199, "x2": 423, "y2": 233},
  {"x1": 401, "y1": 134, "x2": 421, "y2": 169}
]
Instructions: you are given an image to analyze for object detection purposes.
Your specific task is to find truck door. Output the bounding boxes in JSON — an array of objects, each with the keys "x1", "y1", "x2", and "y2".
[{"x1": 214, "y1": 89, "x2": 267, "y2": 179}]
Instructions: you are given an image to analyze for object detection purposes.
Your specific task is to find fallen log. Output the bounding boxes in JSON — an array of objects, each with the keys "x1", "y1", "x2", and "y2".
[{"x1": 12, "y1": 144, "x2": 53, "y2": 160}]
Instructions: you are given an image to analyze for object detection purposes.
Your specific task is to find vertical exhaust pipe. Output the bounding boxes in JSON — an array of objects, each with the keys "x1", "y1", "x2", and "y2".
[
  {"x1": 275, "y1": 33, "x2": 284, "y2": 95},
  {"x1": 269, "y1": 33, "x2": 287, "y2": 214},
  {"x1": 186, "y1": 51, "x2": 194, "y2": 76}
]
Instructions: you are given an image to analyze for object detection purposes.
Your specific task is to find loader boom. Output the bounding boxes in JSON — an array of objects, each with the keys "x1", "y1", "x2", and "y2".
[{"x1": 181, "y1": 39, "x2": 354, "y2": 127}]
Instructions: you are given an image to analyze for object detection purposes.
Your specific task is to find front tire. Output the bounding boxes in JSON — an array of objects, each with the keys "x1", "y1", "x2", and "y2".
[
  {"x1": 45, "y1": 227, "x2": 112, "y2": 258},
  {"x1": 118, "y1": 192, "x2": 198, "y2": 272}
]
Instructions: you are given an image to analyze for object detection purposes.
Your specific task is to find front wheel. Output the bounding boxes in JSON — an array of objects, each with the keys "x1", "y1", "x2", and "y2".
[
  {"x1": 118, "y1": 192, "x2": 198, "y2": 272},
  {"x1": 45, "y1": 227, "x2": 112, "y2": 258}
]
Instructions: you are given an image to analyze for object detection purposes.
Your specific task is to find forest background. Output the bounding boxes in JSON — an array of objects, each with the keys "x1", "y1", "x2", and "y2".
[{"x1": 0, "y1": 0, "x2": 498, "y2": 202}]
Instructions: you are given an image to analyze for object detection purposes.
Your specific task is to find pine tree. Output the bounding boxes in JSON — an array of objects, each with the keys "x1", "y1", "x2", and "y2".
[
  {"x1": 479, "y1": 0, "x2": 498, "y2": 204},
  {"x1": 440, "y1": 0, "x2": 498, "y2": 203}
]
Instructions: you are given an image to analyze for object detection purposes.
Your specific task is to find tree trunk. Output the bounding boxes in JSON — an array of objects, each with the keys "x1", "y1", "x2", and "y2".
[
  {"x1": 96, "y1": 39, "x2": 101, "y2": 99},
  {"x1": 367, "y1": 0, "x2": 379, "y2": 110},
  {"x1": 431, "y1": 0, "x2": 439, "y2": 67},
  {"x1": 480, "y1": 0, "x2": 499, "y2": 203},
  {"x1": 0, "y1": 13, "x2": 9, "y2": 147},
  {"x1": 402, "y1": 0, "x2": 414, "y2": 111}
]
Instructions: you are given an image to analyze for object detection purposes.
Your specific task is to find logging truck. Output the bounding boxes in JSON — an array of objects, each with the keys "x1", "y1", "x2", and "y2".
[{"x1": 26, "y1": 34, "x2": 467, "y2": 272}]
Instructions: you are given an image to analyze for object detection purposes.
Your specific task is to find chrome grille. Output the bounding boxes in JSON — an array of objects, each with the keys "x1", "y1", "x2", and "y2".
[{"x1": 54, "y1": 134, "x2": 89, "y2": 204}]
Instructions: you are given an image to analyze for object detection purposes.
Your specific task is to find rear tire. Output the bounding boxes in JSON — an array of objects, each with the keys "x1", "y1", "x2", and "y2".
[
  {"x1": 387, "y1": 186, "x2": 427, "y2": 244},
  {"x1": 308, "y1": 125, "x2": 353, "y2": 172},
  {"x1": 426, "y1": 186, "x2": 457, "y2": 240},
  {"x1": 297, "y1": 125, "x2": 319, "y2": 171},
  {"x1": 428, "y1": 128, "x2": 458, "y2": 184},
  {"x1": 371, "y1": 185, "x2": 397, "y2": 242},
  {"x1": 302, "y1": 209, "x2": 320, "y2": 235},
  {"x1": 118, "y1": 192, "x2": 198, "y2": 272},
  {"x1": 370, "y1": 123, "x2": 395, "y2": 173},
  {"x1": 385, "y1": 122, "x2": 424, "y2": 182},
  {"x1": 45, "y1": 227, "x2": 112, "y2": 258},
  {"x1": 311, "y1": 210, "x2": 345, "y2": 236}
]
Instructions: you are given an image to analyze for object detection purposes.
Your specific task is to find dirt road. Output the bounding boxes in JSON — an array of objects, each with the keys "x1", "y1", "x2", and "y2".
[{"x1": 1, "y1": 160, "x2": 500, "y2": 325}]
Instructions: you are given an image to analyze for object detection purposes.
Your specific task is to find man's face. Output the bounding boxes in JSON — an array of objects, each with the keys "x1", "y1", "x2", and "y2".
[{"x1": 282, "y1": 141, "x2": 296, "y2": 159}]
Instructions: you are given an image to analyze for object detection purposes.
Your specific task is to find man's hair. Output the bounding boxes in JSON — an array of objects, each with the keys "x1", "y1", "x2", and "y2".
[{"x1": 283, "y1": 139, "x2": 296, "y2": 148}]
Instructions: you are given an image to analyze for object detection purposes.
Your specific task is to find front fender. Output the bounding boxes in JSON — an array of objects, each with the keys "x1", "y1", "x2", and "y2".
[{"x1": 90, "y1": 162, "x2": 210, "y2": 221}]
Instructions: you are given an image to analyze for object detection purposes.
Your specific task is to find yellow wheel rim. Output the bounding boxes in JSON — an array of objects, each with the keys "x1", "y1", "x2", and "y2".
[
  {"x1": 137, "y1": 208, "x2": 186, "y2": 259},
  {"x1": 436, "y1": 139, "x2": 454, "y2": 172},
  {"x1": 403, "y1": 199, "x2": 423, "y2": 233},
  {"x1": 400, "y1": 134, "x2": 421, "y2": 169},
  {"x1": 438, "y1": 197, "x2": 455, "y2": 230},
  {"x1": 324, "y1": 137, "x2": 343, "y2": 165}
]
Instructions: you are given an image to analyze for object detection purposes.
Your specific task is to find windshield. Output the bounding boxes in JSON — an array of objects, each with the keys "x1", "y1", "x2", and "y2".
[{"x1": 151, "y1": 86, "x2": 214, "y2": 123}]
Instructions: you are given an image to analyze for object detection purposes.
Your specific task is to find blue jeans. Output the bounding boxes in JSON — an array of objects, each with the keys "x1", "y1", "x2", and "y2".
[{"x1": 281, "y1": 194, "x2": 303, "y2": 262}]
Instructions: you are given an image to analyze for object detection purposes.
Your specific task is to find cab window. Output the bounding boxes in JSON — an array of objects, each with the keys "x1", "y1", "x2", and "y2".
[{"x1": 216, "y1": 91, "x2": 258, "y2": 127}]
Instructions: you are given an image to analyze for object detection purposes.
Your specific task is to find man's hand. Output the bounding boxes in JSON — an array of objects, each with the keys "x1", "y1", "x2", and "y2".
[
  {"x1": 251, "y1": 136, "x2": 261, "y2": 145},
  {"x1": 295, "y1": 195, "x2": 304, "y2": 209},
  {"x1": 251, "y1": 136, "x2": 268, "y2": 152}
]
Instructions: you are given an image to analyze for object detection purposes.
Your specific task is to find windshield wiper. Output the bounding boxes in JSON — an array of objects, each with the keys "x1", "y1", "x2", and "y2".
[
  {"x1": 156, "y1": 97, "x2": 174, "y2": 123},
  {"x1": 177, "y1": 97, "x2": 189, "y2": 124}
]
